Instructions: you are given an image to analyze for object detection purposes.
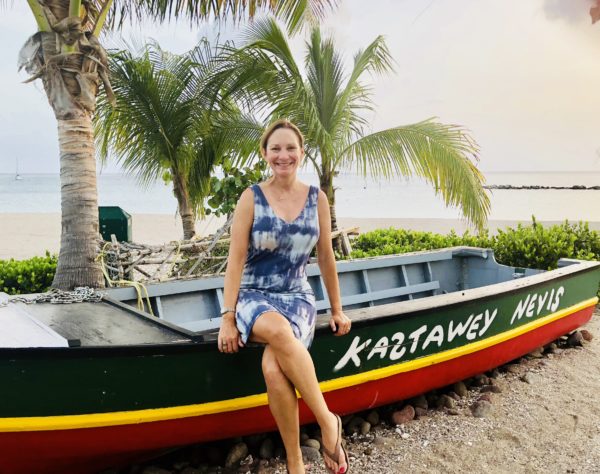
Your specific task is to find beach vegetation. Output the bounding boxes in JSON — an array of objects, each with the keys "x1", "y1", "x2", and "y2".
[
  {"x1": 0, "y1": 252, "x2": 57, "y2": 295},
  {"x1": 10, "y1": 0, "x2": 336, "y2": 290},
  {"x1": 214, "y1": 19, "x2": 491, "y2": 243},
  {"x1": 351, "y1": 219, "x2": 600, "y2": 271},
  {"x1": 95, "y1": 40, "x2": 263, "y2": 239}
]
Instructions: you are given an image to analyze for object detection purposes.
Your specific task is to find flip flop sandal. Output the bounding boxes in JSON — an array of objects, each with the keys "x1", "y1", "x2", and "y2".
[{"x1": 321, "y1": 414, "x2": 350, "y2": 474}]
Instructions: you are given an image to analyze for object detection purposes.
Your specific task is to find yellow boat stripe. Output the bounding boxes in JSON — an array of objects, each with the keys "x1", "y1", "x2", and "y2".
[{"x1": 1, "y1": 297, "x2": 596, "y2": 433}]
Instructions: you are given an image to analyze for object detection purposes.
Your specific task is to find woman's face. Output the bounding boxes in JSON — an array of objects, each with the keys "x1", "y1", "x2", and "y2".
[{"x1": 262, "y1": 128, "x2": 304, "y2": 178}]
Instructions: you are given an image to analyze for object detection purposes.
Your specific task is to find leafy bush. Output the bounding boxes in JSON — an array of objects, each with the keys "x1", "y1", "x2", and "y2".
[
  {"x1": 0, "y1": 252, "x2": 57, "y2": 295},
  {"x1": 350, "y1": 218, "x2": 600, "y2": 270}
]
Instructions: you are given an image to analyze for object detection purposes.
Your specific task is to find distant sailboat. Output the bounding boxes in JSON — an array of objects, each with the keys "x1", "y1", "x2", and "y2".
[{"x1": 15, "y1": 157, "x2": 23, "y2": 181}]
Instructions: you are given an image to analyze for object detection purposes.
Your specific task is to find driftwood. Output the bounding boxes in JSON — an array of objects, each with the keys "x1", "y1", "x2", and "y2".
[{"x1": 100, "y1": 219, "x2": 359, "y2": 286}]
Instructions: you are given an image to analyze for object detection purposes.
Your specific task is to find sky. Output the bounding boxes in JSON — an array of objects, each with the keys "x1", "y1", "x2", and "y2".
[{"x1": 1, "y1": 0, "x2": 599, "y2": 174}]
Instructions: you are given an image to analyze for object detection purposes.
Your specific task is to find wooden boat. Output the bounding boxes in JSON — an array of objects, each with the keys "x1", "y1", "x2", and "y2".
[{"x1": 0, "y1": 247, "x2": 598, "y2": 474}]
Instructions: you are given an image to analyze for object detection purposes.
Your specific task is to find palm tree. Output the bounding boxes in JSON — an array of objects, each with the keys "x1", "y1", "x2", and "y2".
[
  {"x1": 95, "y1": 40, "x2": 263, "y2": 240},
  {"x1": 7, "y1": 0, "x2": 335, "y2": 290},
  {"x1": 217, "y1": 19, "x2": 491, "y2": 235}
]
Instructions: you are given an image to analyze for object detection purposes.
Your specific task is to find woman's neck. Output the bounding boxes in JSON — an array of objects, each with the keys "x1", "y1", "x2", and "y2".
[{"x1": 268, "y1": 175, "x2": 298, "y2": 191}]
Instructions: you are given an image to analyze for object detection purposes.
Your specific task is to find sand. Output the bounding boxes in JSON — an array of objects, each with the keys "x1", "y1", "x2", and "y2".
[{"x1": 3, "y1": 213, "x2": 600, "y2": 260}]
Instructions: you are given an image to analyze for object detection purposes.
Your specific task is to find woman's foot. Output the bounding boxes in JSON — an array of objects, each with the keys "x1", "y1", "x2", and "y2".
[{"x1": 321, "y1": 413, "x2": 349, "y2": 474}]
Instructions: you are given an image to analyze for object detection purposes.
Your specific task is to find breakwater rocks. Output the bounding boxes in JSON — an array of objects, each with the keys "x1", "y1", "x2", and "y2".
[
  {"x1": 111, "y1": 329, "x2": 593, "y2": 474},
  {"x1": 484, "y1": 184, "x2": 600, "y2": 190}
]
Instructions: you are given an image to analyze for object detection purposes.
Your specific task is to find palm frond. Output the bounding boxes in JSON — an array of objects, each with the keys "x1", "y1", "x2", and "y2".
[{"x1": 338, "y1": 120, "x2": 490, "y2": 228}]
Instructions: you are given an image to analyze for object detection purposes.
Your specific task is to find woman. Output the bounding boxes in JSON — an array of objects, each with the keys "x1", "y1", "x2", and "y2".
[{"x1": 217, "y1": 119, "x2": 351, "y2": 474}]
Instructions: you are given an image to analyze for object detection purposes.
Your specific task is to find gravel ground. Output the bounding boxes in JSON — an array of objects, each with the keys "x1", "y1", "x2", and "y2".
[{"x1": 125, "y1": 309, "x2": 600, "y2": 474}]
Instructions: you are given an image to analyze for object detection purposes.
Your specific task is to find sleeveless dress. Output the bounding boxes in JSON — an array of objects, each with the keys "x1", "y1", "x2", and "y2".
[{"x1": 235, "y1": 183, "x2": 320, "y2": 348}]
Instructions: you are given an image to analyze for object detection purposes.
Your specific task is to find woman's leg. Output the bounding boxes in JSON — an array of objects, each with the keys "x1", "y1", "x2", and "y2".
[
  {"x1": 251, "y1": 312, "x2": 347, "y2": 473},
  {"x1": 262, "y1": 345, "x2": 304, "y2": 473}
]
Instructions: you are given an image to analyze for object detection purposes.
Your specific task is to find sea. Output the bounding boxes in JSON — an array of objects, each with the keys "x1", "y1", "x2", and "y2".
[{"x1": 1, "y1": 171, "x2": 600, "y2": 223}]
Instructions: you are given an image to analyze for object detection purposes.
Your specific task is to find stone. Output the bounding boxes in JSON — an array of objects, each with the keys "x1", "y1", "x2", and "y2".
[
  {"x1": 364, "y1": 446, "x2": 373, "y2": 456},
  {"x1": 472, "y1": 374, "x2": 490, "y2": 387},
  {"x1": 436, "y1": 394, "x2": 455, "y2": 409},
  {"x1": 488, "y1": 368, "x2": 501, "y2": 379},
  {"x1": 373, "y1": 436, "x2": 394, "y2": 447},
  {"x1": 528, "y1": 347, "x2": 544, "y2": 358},
  {"x1": 520, "y1": 372, "x2": 538, "y2": 384},
  {"x1": 391, "y1": 405, "x2": 415, "y2": 425},
  {"x1": 415, "y1": 407, "x2": 428, "y2": 418},
  {"x1": 477, "y1": 393, "x2": 492, "y2": 403},
  {"x1": 360, "y1": 421, "x2": 372, "y2": 435},
  {"x1": 303, "y1": 438, "x2": 320, "y2": 450},
  {"x1": 567, "y1": 331, "x2": 584, "y2": 347},
  {"x1": 300, "y1": 446, "x2": 321, "y2": 464},
  {"x1": 544, "y1": 342, "x2": 558, "y2": 354},
  {"x1": 366, "y1": 410, "x2": 380, "y2": 426},
  {"x1": 259, "y1": 438, "x2": 274, "y2": 460},
  {"x1": 453, "y1": 381, "x2": 468, "y2": 397},
  {"x1": 345, "y1": 416, "x2": 365, "y2": 435},
  {"x1": 505, "y1": 364, "x2": 521, "y2": 374},
  {"x1": 411, "y1": 395, "x2": 428, "y2": 410},
  {"x1": 141, "y1": 467, "x2": 172, "y2": 474},
  {"x1": 580, "y1": 329, "x2": 593, "y2": 342},
  {"x1": 471, "y1": 400, "x2": 493, "y2": 418},
  {"x1": 205, "y1": 446, "x2": 222, "y2": 465},
  {"x1": 448, "y1": 391, "x2": 460, "y2": 401},
  {"x1": 180, "y1": 468, "x2": 202, "y2": 474},
  {"x1": 447, "y1": 409, "x2": 460, "y2": 416},
  {"x1": 480, "y1": 384, "x2": 502, "y2": 393},
  {"x1": 225, "y1": 443, "x2": 248, "y2": 468}
]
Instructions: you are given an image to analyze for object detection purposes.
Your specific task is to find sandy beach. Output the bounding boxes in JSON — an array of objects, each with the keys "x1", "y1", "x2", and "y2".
[{"x1": 3, "y1": 213, "x2": 600, "y2": 260}]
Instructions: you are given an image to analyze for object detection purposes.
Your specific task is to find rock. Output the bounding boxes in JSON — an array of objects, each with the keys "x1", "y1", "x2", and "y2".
[
  {"x1": 471, "y1": 400, "x2": 493, "y2": 418},
  {"x1": 426, "y1": 393, "x2": 439, "y2": 406},
  {"x1": 391, "y1": 405, "x2": 415, "y2": 425},
  {"x1": 505, "y1": 364, "x2": 521, "y2": 374},
  {"x1": 141, "y1": 467, "x2": 172, "y2": 474},
  {"x1": 411, "y1": 395, "x2": 428, "y2": 410},
  {"x1": 415, "y1": 407, "x2": 428, "y2": 418},
  {"x1": 225, "y1": 442, "x2": 248, "y2": 468},
  {"x1": 400, "y1": 432, "x2": 410, "y2": 439},
  {"x1": 567, "y1": 331, "x2": 584, "y2": 347},
  {"x1": 300, "y1": 446, "x2": 321, "y2": 464},
  {"x1": 341, "y1": 414, "x2": 354, "y2": 426},
  {"x1": 488, "y1": 368, "x2": 501, "y2": 379},
  {"x1": 360, "y1": 421, "x2": 372, "y2": 435},
  {"x1": 520, "y1": 372, "x2": 538, "y2": 384},
  {"x1": 447, "y1": 409, "x2": 460, "y2": 416},
  {"x1": 366, "y1": 410, "x2": 380, "y2": 426},
  {"x1": 436, "y1": 394, "x2": 455, "y2": 409},
  {"x1": 373, "y1": 436, "x2": 394, "y2": 447},
  {"x1": 364, "y1": 446, "x2": 373, "y2": 456},
  {"x1": 180, "y1": 468, "x2": 202, "y2": 474},
  {"x1": 528, "y1": 347, "x2": 544, "y2": 358},
  {"x1": 453, "y1": 381, "x2": 468, "y2": 397},
  {"x1": 477, "y1": 393, "x2": 492, "y2": 403},
  {"x1": 472, "y1": 374, "x2": 490, "y2": 387},
  {"x1": 448, "y1": 391, "x2": 460, "y2": 401},
  {"x1": 346, "y1": 416, "x2": 365, "y2": 435},
  {"x1": 480, "y1": 384, "x2": 502, "y2": 393},
  {"x1": 303, "y1": 438, "x2": 320, "y2": 450},
  {"x1": 205, "y1": 446, "x2": 222, "y2": 465},
  {"x1": 259, "y1": 438, "x2": 274, "y2": 460},
  {"x1": 580, "y1": 329, "x2": 593, "y2": 342},
  {"x1": 544, "y1": 342, "x2": 558, "y2": 354},
  {"x1": 172, "y1": 461, "x2": 190, "y2": 471}
]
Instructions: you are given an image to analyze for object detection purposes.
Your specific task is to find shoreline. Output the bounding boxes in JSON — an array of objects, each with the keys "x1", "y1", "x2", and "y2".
[{"x1": 2, "y1": 213, "x2": 600, "y2": 260}]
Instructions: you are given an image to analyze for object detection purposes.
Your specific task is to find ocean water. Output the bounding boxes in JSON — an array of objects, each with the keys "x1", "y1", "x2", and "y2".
[{"x1": 1, "y1": 171, "x2": 600, "y2": 222}]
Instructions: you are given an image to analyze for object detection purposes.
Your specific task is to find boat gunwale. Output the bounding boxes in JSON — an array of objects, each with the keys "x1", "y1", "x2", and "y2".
[{"x1": 1, "y1": 255, "x2": 598, "y2": 354}]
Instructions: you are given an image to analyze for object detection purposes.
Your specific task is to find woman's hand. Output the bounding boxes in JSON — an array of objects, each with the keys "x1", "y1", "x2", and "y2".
[
  {"x1": 218, "y1": 314, "x2": 244, "y2": 353},
  {"x1": 329, "y1": 310, "x2": 351, "y2": 336}
]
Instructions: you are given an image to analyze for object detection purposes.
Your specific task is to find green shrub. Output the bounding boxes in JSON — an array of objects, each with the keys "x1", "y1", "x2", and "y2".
[
  {"x1": 0, "y1": 252, "x2": 57, "y2": 295},
  {"x1": 350, "y1": 219, "x2": 600, "y2": 270}
]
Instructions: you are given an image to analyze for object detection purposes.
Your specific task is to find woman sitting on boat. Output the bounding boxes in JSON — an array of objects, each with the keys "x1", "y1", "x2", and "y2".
[{"x1": 218, "y1": 119, "x2": 351, "y2": 474}]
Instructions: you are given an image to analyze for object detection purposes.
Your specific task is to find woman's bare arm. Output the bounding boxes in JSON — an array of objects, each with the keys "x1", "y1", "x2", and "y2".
[
  {"x1": 316, "y1": 189, "x2": 351, "y2": 336},
  {"x1": 219, "y1": 188, "x2": 254, "y2": 352}
]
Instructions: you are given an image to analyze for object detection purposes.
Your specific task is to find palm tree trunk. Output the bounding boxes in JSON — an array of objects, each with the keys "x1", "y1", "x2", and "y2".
[
  {"x1": 52, "y1": 116, "x2": 104, "y2": 289},
  {"x1": 319, "y1": 172, "x2": 344, "y2": 255},
  {"x1": 173, "y1": 173, "x2": 197, "y2": 240}
]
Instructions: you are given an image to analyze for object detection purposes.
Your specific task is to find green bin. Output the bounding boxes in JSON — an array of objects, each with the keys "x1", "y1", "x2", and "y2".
[{"x1": 99, "y1": 206, "x2": 132, "y2": 242}]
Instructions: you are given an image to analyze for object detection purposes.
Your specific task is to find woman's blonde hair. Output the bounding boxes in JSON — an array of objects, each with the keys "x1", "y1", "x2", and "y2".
[{"x1": 260, "y1": 119, "x2": 304, "y2": 152}]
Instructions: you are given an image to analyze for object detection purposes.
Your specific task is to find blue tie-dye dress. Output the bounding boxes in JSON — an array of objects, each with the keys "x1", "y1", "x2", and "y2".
[{"x1": 235, "y1": 183, "x2": 320, "y2": 348}]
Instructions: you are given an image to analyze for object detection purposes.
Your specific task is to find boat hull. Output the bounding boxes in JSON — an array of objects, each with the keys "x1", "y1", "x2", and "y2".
[{"x1": 1, "y1": 255, "x2": 599, "y2": 474}]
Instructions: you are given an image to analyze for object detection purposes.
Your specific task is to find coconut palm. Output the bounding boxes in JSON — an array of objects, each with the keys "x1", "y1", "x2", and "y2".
[
  {"x1": 7, "y1": 1, "x2": 335, "y2": 290},
  {"x1": 217, "y1": 19, "x2": 491, "y2": 235},
  {"x1": 95, "y1": 40, "x2": 263, "y2": 240}
]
